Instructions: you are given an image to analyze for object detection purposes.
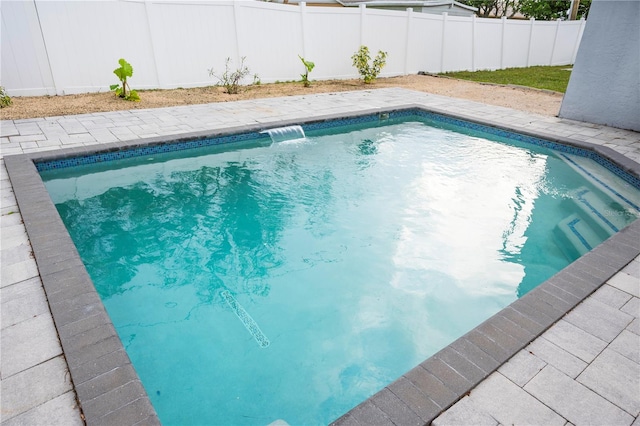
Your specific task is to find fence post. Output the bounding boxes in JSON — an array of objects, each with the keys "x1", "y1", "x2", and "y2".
[
  {"x1": 571, "y1": 17, "x2": 586, "y2": 64},
  {"x1": 300, "y1": 2, "x2": 307, "y2": 59},
  {"x1": 32, "y1": 0, "x2": 58, "y2": 95},
  {"x1": 549, "y1": 18, "x2": 561, "y2": 65},
  {"x1": 471, "y1": 14, "x2": 476, "y2": 72},
  {"x1": 359, "y1": 4, "x2": 366, "y2": 46},
  {"x1": 440, "y1": 12, "x2": 447, "y2": 73},
  {"x1": 500, "y1": 16, "x2": 506, "y2": 69},
  {"x1": 144, "y1": 0, "x2": 162, "y2": 88},
  {"x1": 233, "y1": 1, "x2": 242, "y2": 64},
  {"x1": 526, "y1": 17, "x2": 535, "y2": 67},
  {"x1": 404, "y1": 8, "x2": 413, "y2": 75}
]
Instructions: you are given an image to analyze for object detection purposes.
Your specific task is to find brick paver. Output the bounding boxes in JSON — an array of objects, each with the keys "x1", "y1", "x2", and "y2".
[{"x1": 436, "y1": 256, "x2": 640, "y2": 426}]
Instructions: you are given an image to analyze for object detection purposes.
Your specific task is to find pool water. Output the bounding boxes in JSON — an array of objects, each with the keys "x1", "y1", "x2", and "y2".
[{"x1": 42, "y1": 117, "x2": 640, "y2": 425}]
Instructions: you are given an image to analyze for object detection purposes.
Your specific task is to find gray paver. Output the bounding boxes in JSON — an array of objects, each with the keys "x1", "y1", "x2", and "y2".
[
  {"x1": 497, "y1": 349, "x2": 547, "y2": 387},
  {"x1": 331, "y1": 413, "x2": 360, "y2": 426},
  {"x1": 0, "y1": 244, "x2": 32, "y2": 266},
  {"x1": 467, "y1": 373, "x2": 566, "y2": 426},
  {"x1": 0, "y1": 277, "x2": 49, "y2": 328},
  {"x1": 344, "y1": 400, "x2": 393, "y2": 426},
  {"x1": 421, "y1": 356, "x2": 474, "y2": 396},
  {"x1": 403, "y1": 365, "x2": 457, "y2": 409},
  {"x1": 577, "y1": 348, "x2": 640, "y2": 416},
  {"x1": 369, "y1": 388, "x2": 423, "y2": 426},
  {"x1": 0, "y1": 356, "x2": 73, "y2": 421},
  {"x1": 563, "y1": 298, "x2": 634, "y2": 342},
  {"x1": 622, "y1": 297, "x2": 640, "y2": 318},
  {"x1": 524, "y1": 365, "x2": 634, "y2": 425},
  {"x1": 448, "y1": 337, "x2": 501, "y2": 375},
  {"x1": 1, "y1": 313, "x2": 62, "y2": 378},
  {"x1": 526, "y1": 337, "x2": 588, "y2": 378},
  {"x1": 1, "y1": 391, "x2": 84, "y2": 426},
  {"x1": 1, "y1": 225, "x2": 29, "y2": 248},
  {"x1": 591, "y1": 284, "x2": 634, "y2": 309},
  {"x1": 432, "y1": 396, "x2": 498, "y2": 426},
  {"x1": 542, "y1": 319, "x2": 608, "y2": 363},
  {"x1": 609, "y1": 329, "x2": 640, "y2": 363},
  {"x1": 623, "y1": 259, "x2": 640, "y2": 279},
  {"x1": 608, "y1": 272, "x2": 640, "y2": 297},
  {"x1": 0, "y1": 260, "x2": 40, "y2": 288},
  {"x1": 388, "y1": 376, "x2": 440, "y2": 423},
  {"x1": 80, "y1": 380, "x2": 149, "y2": 420},
  {"x1": 435, "y1": 348, "x2": 488, "y2": 385}
]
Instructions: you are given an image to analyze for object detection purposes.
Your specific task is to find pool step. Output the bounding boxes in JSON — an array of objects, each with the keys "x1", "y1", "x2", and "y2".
[
  {"x1": 569, "y1": 187, "x2": 630, "y2": 234},
  {"x1": 554, "y1": 214, "x2": 603, "y2": 260},
  {"x1": 553, "y1": 187, "x2": 630, "y2": 261}
]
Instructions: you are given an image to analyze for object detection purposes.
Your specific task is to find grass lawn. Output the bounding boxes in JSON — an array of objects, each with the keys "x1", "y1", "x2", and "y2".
[{"x1": 440, "y1": 65, "x2": 572, "y2": 93}]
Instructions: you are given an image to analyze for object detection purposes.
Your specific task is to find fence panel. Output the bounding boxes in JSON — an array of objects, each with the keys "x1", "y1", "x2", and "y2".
[
  {"x1": 502, "y1": 19, "x2": 533, "y2": 69},
  {"x1": 0, "y1": 0, "x2": 585, "y2": 96},
  {"x1": 146, "y1": 1, "x2": 237, "y2": 89},
  {"x1": 304, "y1": 7, "x2": 361, "y2": 80},
  {"x1": 362, "y1": 8, "x2": 409, "y2": 77},
  {"x1": 528, "y1": 20, "x2": 560, "y2": 66},
  {"x1": 235, "y1": 2, "x2": 304, "y2": 83},
  {"x1": 408, "y1": 13, "x2": 446, "y2": 73},
  {"x1": 442, "y1": 15, "x2": 473, "y2": 72},
  {"x1": 474, "y1": 18, "x2": 503, "y2": 71},
  {"x1": 552, "y1": 20, "x2": 584, "y2": 65},
  {"x1": 1, "y1": 1, "x2": 55, "y2": 96},
  {"x1": 33, "y1": 1, "x2": 157, "y2": 94}
]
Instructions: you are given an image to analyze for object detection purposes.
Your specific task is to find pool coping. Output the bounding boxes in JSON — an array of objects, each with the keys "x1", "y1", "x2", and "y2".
[{"x1": 4, "y1": 104, "x2": 640, "y2": 425}]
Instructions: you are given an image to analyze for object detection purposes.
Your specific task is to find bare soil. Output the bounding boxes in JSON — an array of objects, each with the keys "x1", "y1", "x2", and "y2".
[{"x1": 0, "y1": 74, "x2": 563, "y2": 121}]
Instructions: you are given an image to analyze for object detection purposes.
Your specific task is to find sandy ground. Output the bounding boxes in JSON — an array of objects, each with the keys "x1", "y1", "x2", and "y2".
[{"x1": 0, "y1": 74, "x2": 563, "y2": 120}]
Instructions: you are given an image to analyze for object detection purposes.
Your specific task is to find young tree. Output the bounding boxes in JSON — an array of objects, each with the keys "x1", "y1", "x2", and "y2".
[
  {"x1": 466, "y1": 0, "x2": 519, "y2": 18},
  {"x1": 519, "y1": 0, "x2": 591, "y2": 20}
]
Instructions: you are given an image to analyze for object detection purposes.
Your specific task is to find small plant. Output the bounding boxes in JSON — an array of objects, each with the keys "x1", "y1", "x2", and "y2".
[
  {"x1": 298, "y1": 55, "x2": 315, "y2": 87},
  {"x1": 0, "y1": 86, "x2": 11, "y2": 108},
  {"x1": 109, "y1": 58, "x2": 140, "y2": 101},
  {"x1": 351, "y1": 46, "x2": 388, "y2": 84},
  {"x1": 208, "y1": 57, "x2": 253, "y2": 94}
]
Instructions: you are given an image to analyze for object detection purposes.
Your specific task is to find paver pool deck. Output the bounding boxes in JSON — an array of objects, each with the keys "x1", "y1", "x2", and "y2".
[{"x1": 1, "y1": 88, "x2": 639, "y2": 425}]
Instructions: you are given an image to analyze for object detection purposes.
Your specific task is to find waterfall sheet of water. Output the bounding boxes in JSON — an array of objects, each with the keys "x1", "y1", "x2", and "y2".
[{"x1": 261, "y1": 125, "x2": 306, "y2": 144}]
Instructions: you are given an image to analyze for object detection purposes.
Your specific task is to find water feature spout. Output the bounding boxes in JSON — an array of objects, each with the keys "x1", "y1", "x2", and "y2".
[{"x1": 261, "y1": 125, "x2": 306, "y2": 143}]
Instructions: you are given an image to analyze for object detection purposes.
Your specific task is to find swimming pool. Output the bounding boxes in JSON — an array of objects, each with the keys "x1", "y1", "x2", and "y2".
[
  {"x1": 33, "y1": 111, "x2": 638, "y2": 424},
  {"x1": 5, "y1": 102, "x2": 640, "y2": 426}
]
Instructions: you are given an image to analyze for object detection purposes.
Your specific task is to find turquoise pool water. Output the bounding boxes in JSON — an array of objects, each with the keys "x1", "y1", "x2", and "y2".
[{"x1": 42, "y1": 116, "x2": 640, "y2": 425}]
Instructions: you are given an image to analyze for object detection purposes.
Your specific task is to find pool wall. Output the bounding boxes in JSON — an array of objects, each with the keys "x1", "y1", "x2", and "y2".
[{"x1": 5, "y1": 105, "x2": 640, "y2": 425}]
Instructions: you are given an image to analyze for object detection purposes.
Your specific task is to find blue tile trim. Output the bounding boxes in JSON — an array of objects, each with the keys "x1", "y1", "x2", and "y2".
[
  {"x1": 567, "y1": 218, "x2": 592, "y2": 251},
  {"x1": 562, "y1": 153, "x2": 640, "y2": 212},
  {"x1": 576, "y1": 189, "x2": 619, "y2": 233},
  {"x1": 409, "y1": 109, "x2": 640, "y2": 190},
  {"x1": 35, "y1": 131, "x2": 266, "y2": 171},
  {"x1": 35, "y1": 108, "x2": 640, "y2": 191}
]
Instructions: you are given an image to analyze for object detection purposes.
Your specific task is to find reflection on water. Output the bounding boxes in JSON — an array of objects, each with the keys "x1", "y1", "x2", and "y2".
[
  {"x1": 44, "y1": 119, "x2": 640, "y2": 426},
  {"x1": 57, "y1": 163, "x2": 288, "y2": 303}
]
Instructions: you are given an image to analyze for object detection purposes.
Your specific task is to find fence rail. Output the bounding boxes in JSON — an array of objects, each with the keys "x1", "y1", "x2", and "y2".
[{"x1": 1, "y1": 0, "x2": 586, "y2": 97}]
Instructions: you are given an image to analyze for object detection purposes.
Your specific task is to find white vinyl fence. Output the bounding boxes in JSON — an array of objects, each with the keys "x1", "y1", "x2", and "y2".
[{"x1": 1, "y1": 0, "x2": 586, "y2": 96}]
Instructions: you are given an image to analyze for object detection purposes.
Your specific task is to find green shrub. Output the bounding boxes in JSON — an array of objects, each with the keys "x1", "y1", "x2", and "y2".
[
  {"x1": 0, "y1": 86, "x2": 11, "y2": 108},
  {"x1": 298, "y1": 55, "x2": 315, "y2": 87},
  {"x1": 351, "y1": 46, "x2": 387, "y2": 84},
  {"x1": 109, "y1": 58, "x2": 140, "y2": 101},
  {"x1": 209, "y1": 57, "x2": 253, "y2": 94}
]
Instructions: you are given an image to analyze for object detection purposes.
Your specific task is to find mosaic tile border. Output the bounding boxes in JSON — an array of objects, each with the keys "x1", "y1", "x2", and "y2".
[
  {"x1": 34, "y1": 107, "x2": 640, "y2": 191},
  {"x1": 5, "y1": 103, "x2": 640, "y2": 426}
]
